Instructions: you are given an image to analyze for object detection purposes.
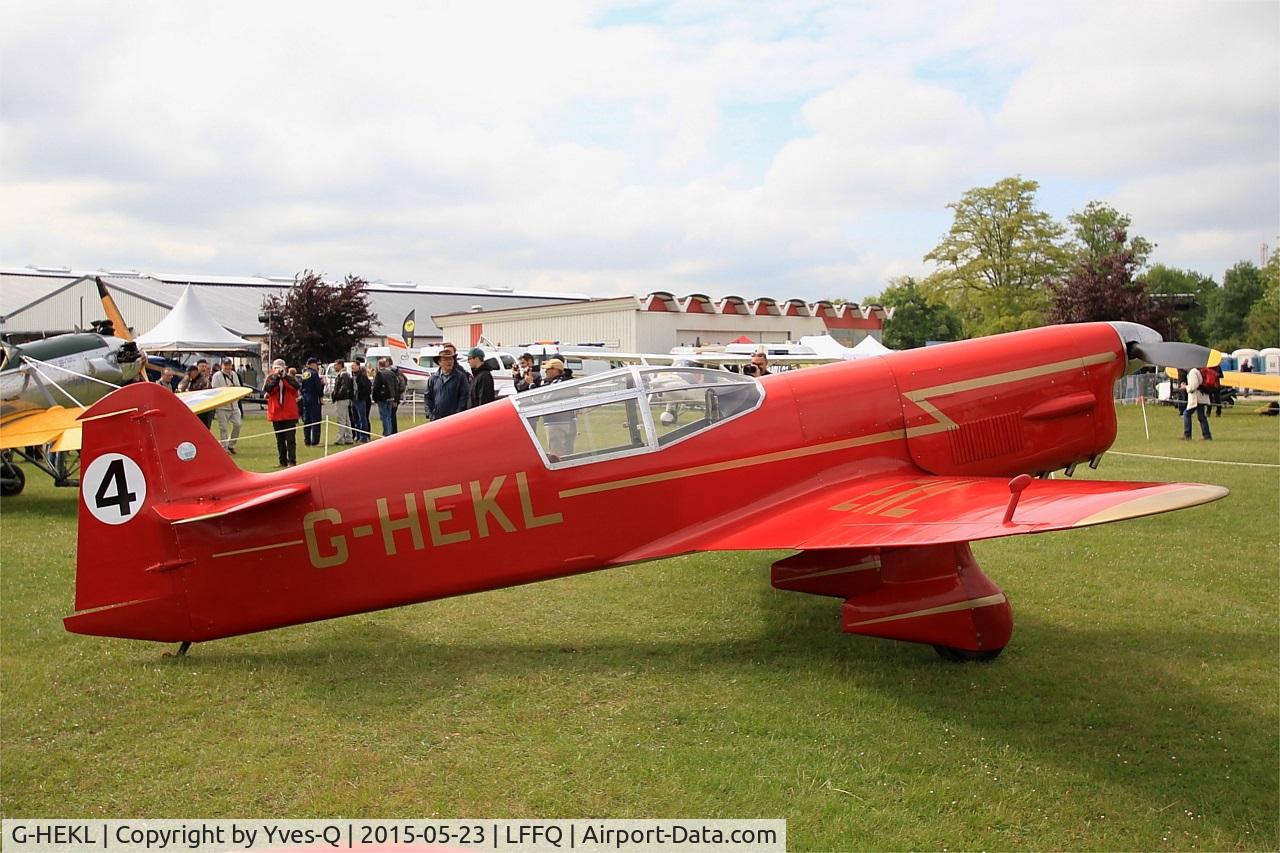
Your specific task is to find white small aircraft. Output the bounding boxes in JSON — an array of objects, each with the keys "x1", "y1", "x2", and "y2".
[
  {"x1": 559, "y1": 337, "x2": 893, "y2": 425},
  {"x1": 559, "y1": 337, "x2": 878, "y2": 371}
]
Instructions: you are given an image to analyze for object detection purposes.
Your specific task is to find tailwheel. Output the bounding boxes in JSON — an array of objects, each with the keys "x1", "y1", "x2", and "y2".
[{"x1": 933, "y1": 644, "x2": 1004, "y2": 662}]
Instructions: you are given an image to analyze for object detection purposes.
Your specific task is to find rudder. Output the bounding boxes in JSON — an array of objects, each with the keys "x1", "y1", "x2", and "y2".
[{"x1": 65, "y1": 382, "x2": 246, "y2": 641}]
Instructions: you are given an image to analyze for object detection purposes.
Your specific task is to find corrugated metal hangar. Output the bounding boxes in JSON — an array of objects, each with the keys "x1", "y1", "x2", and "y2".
[
  {"x1": 0, "y1": 267, "x2": 589, "y2": 346},
  {"x1": 434, "y1": 292, "x2": 889, "y2": 352},
  {"x1": 2, "y1": 267, "x2": 887, "y2": 356}
]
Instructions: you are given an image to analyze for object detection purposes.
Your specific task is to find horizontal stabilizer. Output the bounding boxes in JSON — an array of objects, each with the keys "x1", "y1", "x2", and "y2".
[{"x1": 152, "y1": 482, "x2": 311, "y2": 524}]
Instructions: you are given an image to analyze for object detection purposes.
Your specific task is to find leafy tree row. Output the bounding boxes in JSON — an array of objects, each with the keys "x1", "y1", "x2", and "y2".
[{"x1": 870, "y1": 176, "x2": 1278, "y2": 350}]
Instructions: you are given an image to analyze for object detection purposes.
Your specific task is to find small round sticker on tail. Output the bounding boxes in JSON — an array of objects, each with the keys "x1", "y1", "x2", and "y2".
[{"x1": 82, "y1": 453, "x2": 147, "y2": 525}]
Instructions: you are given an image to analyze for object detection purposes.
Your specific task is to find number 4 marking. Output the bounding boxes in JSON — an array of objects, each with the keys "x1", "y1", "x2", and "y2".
[
  {"x1": 94, "y1": 458, "x2": 137, "y2": 518},
  {"x1": 82, "y1": 453, "x2": 147, "y2": 526}
]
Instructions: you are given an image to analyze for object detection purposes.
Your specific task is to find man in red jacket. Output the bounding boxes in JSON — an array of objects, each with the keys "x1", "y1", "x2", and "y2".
[{"x1": 264, "y1": 358, "x2": 302, "y2": 467}]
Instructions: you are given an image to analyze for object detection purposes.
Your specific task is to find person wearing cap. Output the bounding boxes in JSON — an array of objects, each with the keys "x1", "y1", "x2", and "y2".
[
  {"x1": 540, "y1": 358, "x2": 576, "y2": 458},
  {"x1": 426, "y1": 348, "x2": 470, "y2": 420},
  {"x1": 299, "y1": 356, "x2": 325, "y2": 446},
  {"x1": 467, "y1": 347, "x2": 496, "y2": 408},
  {"x1": 210, "y1": 357, "x2": 243, "y2": 454},
  {"x1": 264, "y1": 358, "x2": 302, "y2": 467}
]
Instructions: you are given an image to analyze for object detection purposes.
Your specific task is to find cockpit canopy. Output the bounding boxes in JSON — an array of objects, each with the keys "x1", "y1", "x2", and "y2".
[{"x1": 513, "y1": 366, "x2": 764, "y2": 468}]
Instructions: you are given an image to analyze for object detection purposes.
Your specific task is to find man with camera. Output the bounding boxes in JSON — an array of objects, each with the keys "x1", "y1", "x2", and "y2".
[
  {"x1": 514, "y1": 352, "x2": 541, "y2": 393},
  {"x1": 744, "y1": 350, "x2": 770, "y2": 377},
  {"x1": 264, "y1": 358, "x2": 302, "y2": 467}
]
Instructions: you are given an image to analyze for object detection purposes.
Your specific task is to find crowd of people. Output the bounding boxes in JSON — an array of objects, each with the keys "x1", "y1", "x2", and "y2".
[{"x1": 149, "y1": 344, "x2": 772, "y2": 469}]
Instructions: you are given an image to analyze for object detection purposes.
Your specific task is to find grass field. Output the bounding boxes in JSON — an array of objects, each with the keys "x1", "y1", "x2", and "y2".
[{"x1": 1, "y1": 403, "x2": 1277, "y2": 851}]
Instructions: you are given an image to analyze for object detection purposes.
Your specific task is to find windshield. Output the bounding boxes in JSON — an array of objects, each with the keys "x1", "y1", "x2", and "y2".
[{"x1": 513, "y1": 366, "x2": 763, "y2": 467}]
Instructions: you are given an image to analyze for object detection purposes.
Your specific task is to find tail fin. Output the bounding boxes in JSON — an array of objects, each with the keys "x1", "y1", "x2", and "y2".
[{"x1": 65, "y1": 382, "x2": 246, "y2": 641}]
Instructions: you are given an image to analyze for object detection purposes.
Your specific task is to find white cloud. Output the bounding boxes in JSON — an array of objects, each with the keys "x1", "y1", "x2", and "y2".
[
  {"x1": 764, "y1": 73, "x2": 987, "y2": 211},
  {"x1": 994, "y1": 2, "x2": 1279, "y2": 177},
  {"x1": 1, "y1": 0, "x2": 1277, "y2": 303}
]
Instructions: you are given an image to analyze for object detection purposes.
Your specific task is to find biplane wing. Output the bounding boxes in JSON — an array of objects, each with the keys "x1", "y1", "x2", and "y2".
[
  {"x1": 0, "y1": 406, "x2": 84, "y2": 450},
  {"x1": 0, "y1": 386, "x2": 250, "y2": 453}
]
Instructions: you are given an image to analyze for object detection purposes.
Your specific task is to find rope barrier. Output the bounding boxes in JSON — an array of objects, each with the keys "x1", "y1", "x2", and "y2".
[
  {"x1": 1108, "y1": 451, "x2": 1280, "y2": 469},
  {"x1": 211, "y1": 416, "x2": 386, "y2": 453}
]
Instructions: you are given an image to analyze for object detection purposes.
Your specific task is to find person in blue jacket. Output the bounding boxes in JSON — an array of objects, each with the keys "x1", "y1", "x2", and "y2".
[
  {"x1": 426, "y1": 350, "x2": 470, "y2": 420},
  {"x1": 299, "y1": 357, "x2": 325, "y2": 446}
]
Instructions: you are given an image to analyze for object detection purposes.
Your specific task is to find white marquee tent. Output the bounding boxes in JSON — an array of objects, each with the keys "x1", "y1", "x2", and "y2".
[
  {"x1": 134, "y1": 285, "x2": 257, "y2": 352},
  {"x1": 849, "y1": 335, "x2": 893, "y2": 356}
]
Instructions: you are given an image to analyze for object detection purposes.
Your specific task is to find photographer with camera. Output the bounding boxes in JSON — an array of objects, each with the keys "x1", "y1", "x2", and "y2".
[
  {"x1": 744, "y1": 350, "x2": 770, "y2": 378},
  {"x1": 264, "y1": 358, "x2": 302, "y2": 467},
  {"x1": 514, "y1": 352, "x2": 542, "y2": 393}
]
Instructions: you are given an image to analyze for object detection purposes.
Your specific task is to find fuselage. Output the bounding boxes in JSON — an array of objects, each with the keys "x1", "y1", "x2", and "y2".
[
  {"x1": 149, "y1": 322, "x2": 1125, "y2": 642},
  {"x1": 1, "y1": 334, "x2": 141, "y2": 420}
]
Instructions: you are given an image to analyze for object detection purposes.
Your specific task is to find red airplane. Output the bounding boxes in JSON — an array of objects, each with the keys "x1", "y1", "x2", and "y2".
[{"x1": 65, "y1": 321, "x2": 1226, "y2": 660}]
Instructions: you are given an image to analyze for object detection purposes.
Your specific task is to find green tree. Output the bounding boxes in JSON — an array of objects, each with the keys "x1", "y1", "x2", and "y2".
[
  {"x1": 1205, "y1": 261, "x2": 1265, "y2": 351},
  {"x1": 1244, "y1": 250, "x2": 1280, "y2": 347},
  {"x1": 1067, "y1": 201, "x2": 1154, "y2": 270},
  {"x1": 1047, "y1": 228, "x2": 1169, "y2": 329},
  {"x1": 261, "y1": 271, "x2": 378, "y2": 367},
  {"x1": 1145, "y1": 264, "x2": 1217, "y2": 342},
  {"x1": 875, "y1": 276, "x2": 963, "y2": 349},
  {"x1": 923, "y1": 176, "x2": 1069, "y2": 336}
]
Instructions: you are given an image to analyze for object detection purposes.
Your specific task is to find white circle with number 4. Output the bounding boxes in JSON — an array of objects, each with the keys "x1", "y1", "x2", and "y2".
[{"x1": 82, "y1": 453, "x2": 148, "y2": 525}]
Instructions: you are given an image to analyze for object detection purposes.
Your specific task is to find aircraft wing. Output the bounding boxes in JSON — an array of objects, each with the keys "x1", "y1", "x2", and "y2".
[
  {"x1": 0, "y1": 406, "x2": 83, "y2": 450},
  {"x1": 560, "y1": 350, "x2": 678, "y2": 365},
  {"x1": 688, "y1": 353, "x2": 835, "y2": 367},
  {"x1": 175, "y1": 386, "x2": 252, "y2": 414},
  {"x1": 668, "y1": 474, "x2": 1227, "y2": 554},
  {"x1": 560, "y1": 350, "x2": 837, "y2": 368},
  {"x1": 1221, "y1": 370, "x2": 1280, "y2": 394},
  {"x1": 0, "y1": 386, "x2": 252, "y2": 453}
]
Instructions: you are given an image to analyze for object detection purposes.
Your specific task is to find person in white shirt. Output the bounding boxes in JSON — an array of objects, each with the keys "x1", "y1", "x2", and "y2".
[
  {"x1": 1180, "y1": 367, "x2": 1212, "y2": 441},
  {"x1": 210, "y1": 358, "x2": 243, "y2": 453}
]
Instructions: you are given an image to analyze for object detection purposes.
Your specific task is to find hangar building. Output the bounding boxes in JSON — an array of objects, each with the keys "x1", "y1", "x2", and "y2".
[
  {"x1": 0, "y1": 267, "x2": 589, "y2": 346},
  {"x1": 434, "y1": 292, "x2": 889, "y2": 353}
]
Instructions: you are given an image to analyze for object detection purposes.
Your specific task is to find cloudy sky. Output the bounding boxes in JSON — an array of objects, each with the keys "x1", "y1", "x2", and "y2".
[{"x1": 2, "y1": 0, "x2": 1277, "y2": 301}]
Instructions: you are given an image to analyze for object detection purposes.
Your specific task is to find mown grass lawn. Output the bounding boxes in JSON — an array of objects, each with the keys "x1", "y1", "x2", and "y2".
[{"x1": 1, "y1": 403, "x2": 1276, "y2": 851}]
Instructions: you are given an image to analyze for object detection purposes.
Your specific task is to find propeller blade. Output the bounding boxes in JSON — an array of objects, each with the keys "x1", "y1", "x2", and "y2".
[{"x1": 1130, "y1": 341, "x2": 1212, "y2": 370}]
